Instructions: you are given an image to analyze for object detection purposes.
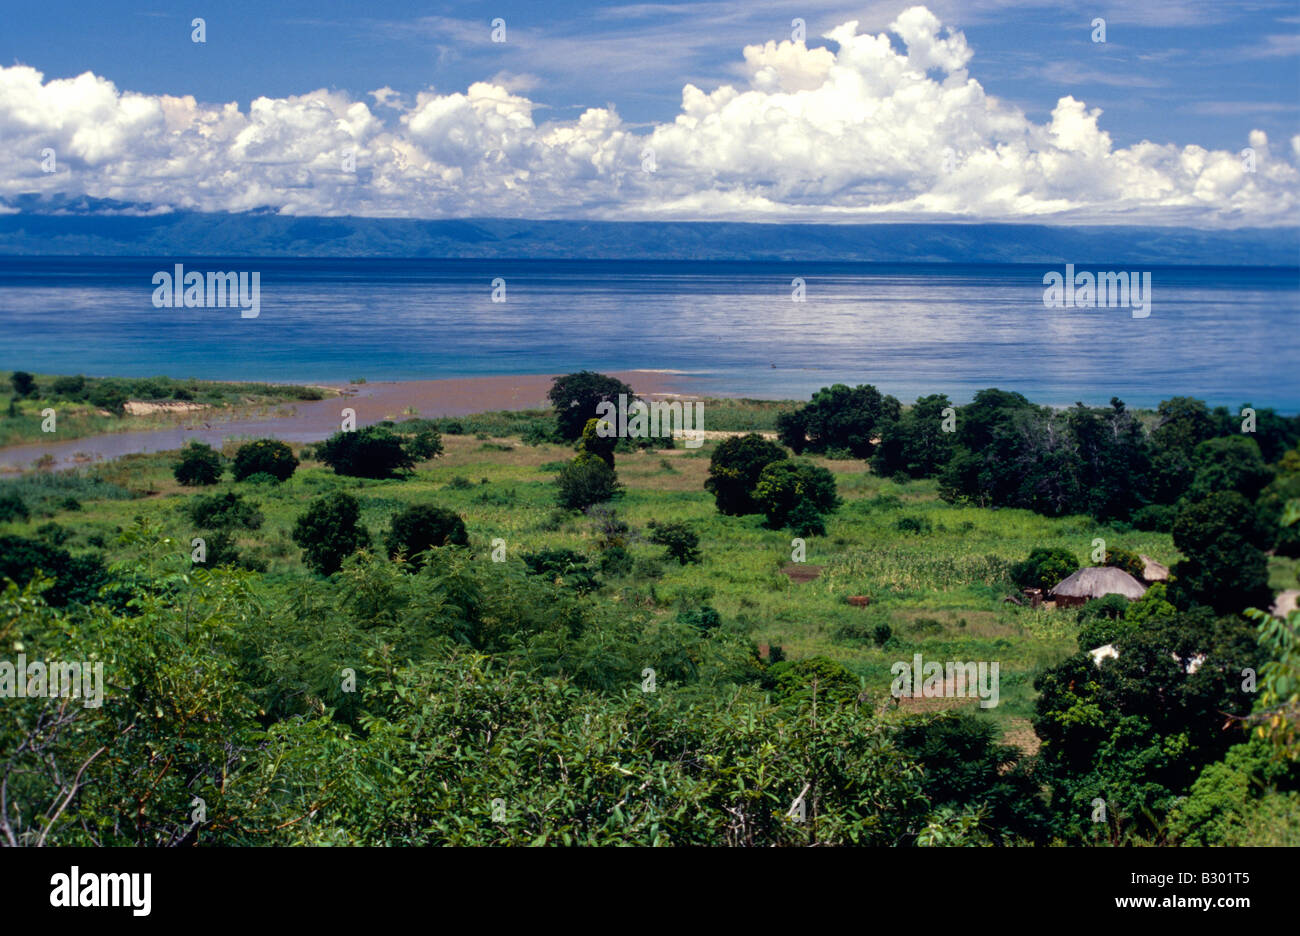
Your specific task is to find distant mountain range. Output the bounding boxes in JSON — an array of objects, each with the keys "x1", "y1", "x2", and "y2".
[{"x1": 1, "y1": 197, "x2": 1297, "y2": 264}]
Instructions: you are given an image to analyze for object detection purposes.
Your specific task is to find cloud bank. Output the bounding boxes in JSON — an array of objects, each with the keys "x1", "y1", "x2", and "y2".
[{"x1": 2, "y1": 6, "x2": 1296, "y2": 226}]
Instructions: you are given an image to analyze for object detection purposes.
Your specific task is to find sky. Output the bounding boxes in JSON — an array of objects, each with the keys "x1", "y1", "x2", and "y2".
[{"x1": 1, "y1": 0, "x2": 1297, "y2": 225}]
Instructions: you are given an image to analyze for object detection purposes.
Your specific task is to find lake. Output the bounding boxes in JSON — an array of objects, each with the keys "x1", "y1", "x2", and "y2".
[{"x1": 1, "y1": 257, "x2": 1296, "y2": 411}]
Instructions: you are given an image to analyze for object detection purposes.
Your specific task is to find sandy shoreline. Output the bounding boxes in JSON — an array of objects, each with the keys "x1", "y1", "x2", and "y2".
[
  {"x1": 0, "y1": 370, "x2": 701, "y2": 474},
  {"x1": 317, "y1": 370, "x2": 694, "y2": 422}
]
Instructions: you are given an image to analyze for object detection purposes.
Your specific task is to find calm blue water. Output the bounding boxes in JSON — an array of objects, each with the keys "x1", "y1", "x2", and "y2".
[{"x1": 0, "y1": 257, "x2": 1296, "y2": 411}]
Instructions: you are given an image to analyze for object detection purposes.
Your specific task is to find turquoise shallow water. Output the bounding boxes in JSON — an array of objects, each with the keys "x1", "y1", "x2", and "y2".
[{"x1": 1, "y1": 257, "x2": 1296, "y2": 411}]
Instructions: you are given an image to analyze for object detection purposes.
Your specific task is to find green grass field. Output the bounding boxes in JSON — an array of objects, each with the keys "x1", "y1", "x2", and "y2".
[{"x1": 6, "y1": 419, "x2": 1259, "y2": 751}]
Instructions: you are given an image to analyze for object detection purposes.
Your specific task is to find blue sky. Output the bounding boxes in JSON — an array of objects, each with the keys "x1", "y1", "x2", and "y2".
[{"x1": 1, "y1": 1, "x2": 1297, "y2": 224}]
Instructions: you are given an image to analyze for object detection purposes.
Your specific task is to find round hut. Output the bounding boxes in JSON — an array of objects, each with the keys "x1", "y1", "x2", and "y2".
[{"x1": 1050, "y1": 566, "x2": 1148, "y2": 608}]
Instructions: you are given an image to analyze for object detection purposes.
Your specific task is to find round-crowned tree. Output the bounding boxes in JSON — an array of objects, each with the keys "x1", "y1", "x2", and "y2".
[
  {"x1": 547, "y1": 371, "x2": 635, "y2": 442},
  {"x1": 753, "y1": 459, "x2": 841, "y2": 530},
  {"x1": 232, "y1": 438, "x2": 299, "y2": 482},
  {"x1": 173, "y1": 441, "x2": 222, "y2": 486},
  {"x1": 704, "y1": 433, "x2": 787, "y2": 515},
  {"x1": 318, "y1": 426, "x2": 415, "y2": 479},
  {"x1": 1170, "y1": 491, "x2": 1272, "y2": 614},
  {"x1": 385, "y1": 504, "x2": 468, "y2": 569},
  {"x1": 292, "y1": 492, "x2": 371, "y2": 575}
]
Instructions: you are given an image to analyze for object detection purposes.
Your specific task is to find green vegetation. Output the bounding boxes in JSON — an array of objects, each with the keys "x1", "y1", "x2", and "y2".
[
  {"x1": 1, "y1": 372, "x2": 1296, "y2": 846},
  {"x1": 0, "y1": 370, "x2": 333, "y2": 447}
]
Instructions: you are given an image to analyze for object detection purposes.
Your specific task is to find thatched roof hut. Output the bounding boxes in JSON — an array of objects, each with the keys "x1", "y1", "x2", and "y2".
[
  {"x1": 1139, "y1": 554, "x2": 1170, "y2": 583},
  {"x1": 1050, "y1": 566, "x2": 1147, "y2": 606}
]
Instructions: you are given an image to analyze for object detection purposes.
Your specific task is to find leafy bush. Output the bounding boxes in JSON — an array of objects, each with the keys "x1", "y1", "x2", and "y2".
[
  {"x1": 1009, "y1": 546, "x2": 1079, "y2": 591},
  {"x1": 318, "y1": 427, "x2": 415, "y2": 479},
  {"x1": 184, "y1": 491, "x2": 264, "y2": 531},
  {"x1": 0, "y1": 492, "x2": 28, "y2": 524},
  {"x1": 292, "y1": 492, "x2": 371, "y2": 575},
  {"x1": 385, "y1": 504, "x2": 468, "y2": 568},
  {"x1": 0, "y1": 534, "x2": 111, "y2": 606},
  {"x1": 555, "y1": 457, "x2": 622, "y2": 511},
  {"x1": 1102, "y1": 547, "x2": 1144, "y2": 580},
  {"x1": 232, "y1": 439, "x2": 299, "y2": 482},
  {"x1": 577, "y1": 417, "x2": 617, "y2": 468},
  {"x1": 173, "y1": 441, "x2": 222, "y2": 486},
  {"x1": 51, "y1": 375, "x2": 86, "y2": 399},
  {"x1": 1131, "y1": 504, "x2": 1174, "y2": 532},
  {"x1": 896, "y1": 516, "x2": 933, "y2": 535},
  {"x1": 521, "y1": 548, "x2": 599, "y2": 593},
  {"x1": 647, "y1": 520, "x2": 701, "y2": 565},
  {"x1": 10, "y1": 371, "x2": 36, "y2": 398}
]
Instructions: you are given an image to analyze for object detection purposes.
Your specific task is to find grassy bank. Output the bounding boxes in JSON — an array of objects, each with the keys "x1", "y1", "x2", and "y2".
[{"x1": 0, "y1": 371, "x2": 335, "y2": 447}]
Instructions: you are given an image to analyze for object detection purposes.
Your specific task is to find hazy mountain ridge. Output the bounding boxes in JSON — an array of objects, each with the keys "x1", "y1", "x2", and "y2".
[{"x1": 0, "y1": 201, "x2": 1296, "y2": 264}]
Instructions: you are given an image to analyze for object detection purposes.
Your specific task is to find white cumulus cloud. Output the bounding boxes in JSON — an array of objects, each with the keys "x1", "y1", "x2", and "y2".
[{"x1": 0, "y1": 5, "x2": 1295, "y2": 226}]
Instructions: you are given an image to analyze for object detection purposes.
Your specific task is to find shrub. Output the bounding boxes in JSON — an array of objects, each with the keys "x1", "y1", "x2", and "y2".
[
  {"x1": 318, "y1": 427, "x2": 415, "y2": 479},
  {"x1": 1010, "y1": 546, "x2": 1079, "y2": 591},
  {"x1": 405, "y1": 428, "x2": 444, "y2": 461},
  {"x1": 577, "y1": 417, "x2": 617, "y2": 469},
  {"x1": 599, "y1": 546, "x2": 634, "y2": 577},
  {"x1": 521, "y1": 548, "x2": 599, "y2": 592},
  {"x1": 0, "y1": 492, "x2": 28, "y2": 523},
  {"x1": 292, "y1": 492, "x2": 371, "y2": 575},
  {"x1": 555, "y1": 457, "x2": 622, "y2": 511},
  {"x1": 173, "y1": 442, "x2": 222, "y2": 486},
  {"x1": 87, "y1": 383, "x2": 127, "y2": 416},
  {"x1": 788, "y1": 499, "x2": 827, "y2": 537},
  {"x1": 184, "y1": 491, "x2": 263, "y2": 531},
  {"x1": 1131, "y1": 504, "x2": 1174, "y2": 532},
  {"x1": 51, "y1": 375, "x2": 86, "y2": 399},
  {"x1": 753, "y1": 459, "x2": 841, "y2": 530},
  {"x1": 895, "y1": 516, "x2": 933, "y2": 535},
  {"x1": 0, "y1": 534, "x2": 111, "y2": 606},
  {"x1": 677, "y1": 605, "x2": 722, "y2": 633},
  {"x1": 704, "y1": 433, "x2": 788, "y2": 515},
  {"x1": 646, "y1": 520, "x2": 701, "y2": 565},
  {"x1": 1102, "y1": 547, "x2": 1144, "y2": 580},
  {"x1": 232, "y1": 439, "x2": 299, "y2": 482},
  {"x1": 385, "y1": 504, "x2": 468, "y2": 569},
  {"x1": 10, "y1": 371, "x2": 36, "y2": 398}
]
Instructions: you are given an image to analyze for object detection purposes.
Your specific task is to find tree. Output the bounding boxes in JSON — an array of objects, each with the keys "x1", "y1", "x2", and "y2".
[
  {"x1": 870, "y1": 393, "x2": 956, "y2": 479},
  {"x1": 776, "y1": 383, "x2": 900, "y2": 457},
  {"x1": 173, "y1": 441, "x2": 222, "y2": 486},
  {"x1": 9, "y1": 371, "x2": 36, "y2": 398},
  {"x1": 1010, "y1": 547, "x2": 1079, "y2": 592},
  {"x1": 1033, "y1": 609, "x2": 1265, "y2": 840},
  {"x1": 385, "y1": 504, "x2": 468, "y2": 569},
  {"x1": 1102, "y1": 547, "x2": 1145, "y2": 580},
  {"x1": 704, "y1": 433, "x2": 787, "y2": 515},
  {"x1": 547, "y1": 371, "x2": 636, "y2": 442},
  {"x1": 647, "y1": 520, "x2": 701, "y2": 565},
  {"x1": 318, "y1": 426, "x2": 415, "y2": 479},
  {"x1": 232, "y1": 439, "x2": 299, "y2": 482},
  {"x1": 1170, "y1": 491, "x2": 1272, "y2": 615},
  {"x1": 1188, "y1": 435, "x2": 1273, "y2": 502},
  {"x1": 405, "y1": 428, "x2": 444, "y2": 461},
  {"x1": 555, "y1": 457, "x2": 622, "y2": 511},
  {"x1": 752, "y1": 459, "x2": 841, "y2": 530},
  {"x1": 292, "y1": 492, "x2": 371, "y2": 575}
]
